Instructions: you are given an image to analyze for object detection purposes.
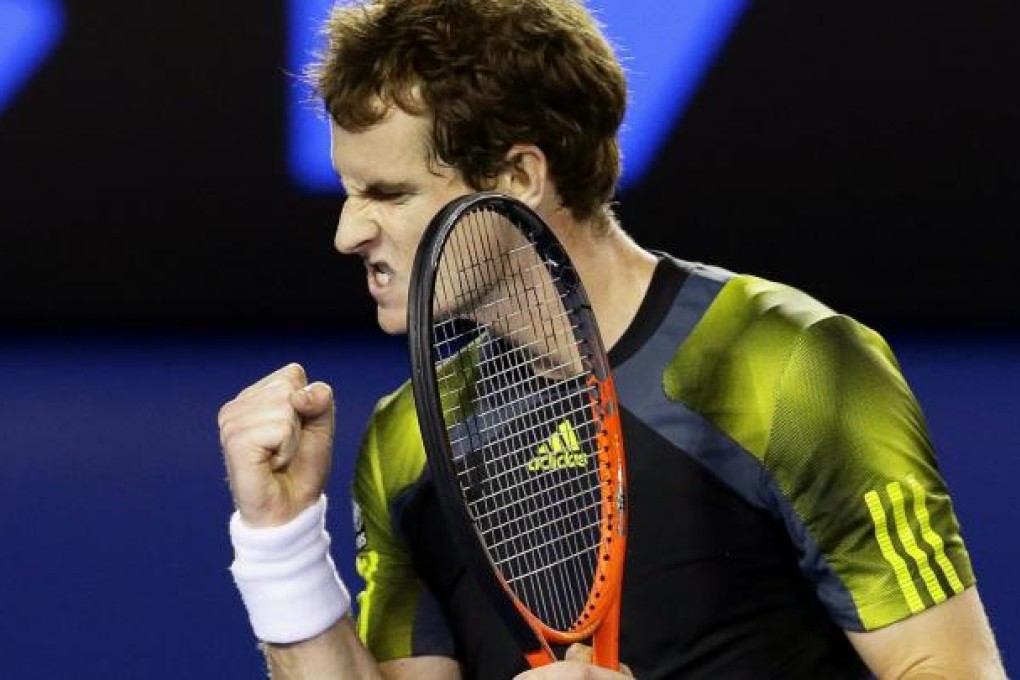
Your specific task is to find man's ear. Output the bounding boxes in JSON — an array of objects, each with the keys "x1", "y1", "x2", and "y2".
[{"x1": 496, "y1": 144, "x2": 548, "y2": 210}]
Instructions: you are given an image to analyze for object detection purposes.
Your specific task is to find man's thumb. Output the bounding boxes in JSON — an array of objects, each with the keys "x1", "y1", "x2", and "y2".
[{"x1": 291, "y1": 382, "x2": 335, "y2": 441}]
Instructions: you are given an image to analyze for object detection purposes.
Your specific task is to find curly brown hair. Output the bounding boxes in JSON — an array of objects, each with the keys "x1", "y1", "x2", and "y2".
[{"x1": 307, "y1": 0, "x2": 628, "y2": 224}]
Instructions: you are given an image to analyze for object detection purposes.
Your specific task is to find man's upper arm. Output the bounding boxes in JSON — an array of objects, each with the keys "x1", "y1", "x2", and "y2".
[{"x1": 847, "y1": 586, "x2": 1007, "y2": 679}]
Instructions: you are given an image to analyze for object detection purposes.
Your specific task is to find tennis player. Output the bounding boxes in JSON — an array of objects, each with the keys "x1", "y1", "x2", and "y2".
[{"x1": 217, "y1": 0, "x2": 1007, "y2": 677}]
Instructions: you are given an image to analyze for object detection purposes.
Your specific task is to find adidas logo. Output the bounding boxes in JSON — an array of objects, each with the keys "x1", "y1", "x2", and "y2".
[{"x1": 526, "y1": 420, "x2": 587, "y2": 471}]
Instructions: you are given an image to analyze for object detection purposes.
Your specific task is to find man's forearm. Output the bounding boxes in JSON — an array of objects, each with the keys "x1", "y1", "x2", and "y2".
[
  {"x1": 848, "y1": 587, "x2": 1007, "y2": 680},
  {"x1": 264, "y1": 616, "x2": 384, "y2": 680}
]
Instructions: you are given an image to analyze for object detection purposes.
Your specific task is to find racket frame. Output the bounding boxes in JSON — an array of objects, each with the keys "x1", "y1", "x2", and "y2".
[{"x1": 408, "y1": 192, "x2": 628, "y2": 669}]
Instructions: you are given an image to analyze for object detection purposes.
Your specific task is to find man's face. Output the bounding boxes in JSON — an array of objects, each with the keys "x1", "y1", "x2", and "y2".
[{"x1": 331, "y1": 108, "x2": 473, "y2": 334}]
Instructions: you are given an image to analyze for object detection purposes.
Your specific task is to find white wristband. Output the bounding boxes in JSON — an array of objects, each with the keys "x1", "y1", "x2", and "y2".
[{"x1": 229, "y1": 495, "x2": 350, "y2": 644}]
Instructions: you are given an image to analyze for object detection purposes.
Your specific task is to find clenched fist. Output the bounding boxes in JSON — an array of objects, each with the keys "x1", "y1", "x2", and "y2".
[{"x1": 218, "y1": 363, "x2": 335, "y2": 528}]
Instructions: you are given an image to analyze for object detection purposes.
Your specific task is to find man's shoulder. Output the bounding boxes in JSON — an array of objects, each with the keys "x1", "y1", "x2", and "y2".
[
  {"x1": 355, "y1": 378, "x2": 428, "y2": 503},
  {"x1": 714, "y1": 271, "x2": 837, "y2": 332},
  {"x1": 366, "y1": 377, "x2": 421, "y2": 455},
  {"x1": 665, "y1": 269, "x2": 844, "y2": 384},
  {"x1": 657, "y1": 256, "x2": 841, "y2": 337},
  {"x1": 371, "y1": 377, "x2": 417, "y2": 425}
]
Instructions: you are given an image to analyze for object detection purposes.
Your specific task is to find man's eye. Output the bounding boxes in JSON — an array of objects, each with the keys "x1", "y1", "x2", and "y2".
[{"x1": 374, "y1": 190, "x2": 410, "y2": 203}]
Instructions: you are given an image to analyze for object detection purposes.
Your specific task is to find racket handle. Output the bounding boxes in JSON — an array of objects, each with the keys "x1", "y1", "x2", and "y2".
[
  {"x1": 591, "y1": 592, "x2": 622, "y2": 670},
  {"x1": 524, "y1": 645, "x2": 557, "y2": 668}
]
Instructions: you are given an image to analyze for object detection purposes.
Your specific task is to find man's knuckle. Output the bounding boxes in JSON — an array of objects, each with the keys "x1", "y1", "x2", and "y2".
[{"x1": 217, "y1": 401, "x2": 235, "y2": 425}]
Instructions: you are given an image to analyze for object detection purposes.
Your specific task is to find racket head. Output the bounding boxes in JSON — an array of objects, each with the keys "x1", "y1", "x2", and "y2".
[{"x1": 408, "y1": 192, "x2": 627, "y2": 667}]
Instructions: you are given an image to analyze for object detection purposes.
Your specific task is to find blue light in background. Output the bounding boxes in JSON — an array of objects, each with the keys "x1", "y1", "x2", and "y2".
[
  {"x1": 287, "y1": 0, "x2": 335, "y2": 191},
  {"x1": 596, "y1": 0, "x2": 748, "y2": 188},
  {"x1": 0, "y1": 0, "x2": 63, "y2": 116},
  {"x1": 286, "y1": 0, "x2": 748, "y2": 193}
]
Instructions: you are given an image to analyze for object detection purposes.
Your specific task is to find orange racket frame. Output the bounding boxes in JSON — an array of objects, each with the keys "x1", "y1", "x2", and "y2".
[{"x1": 409, "y1": 192, "x2": 629, "y2": 671}]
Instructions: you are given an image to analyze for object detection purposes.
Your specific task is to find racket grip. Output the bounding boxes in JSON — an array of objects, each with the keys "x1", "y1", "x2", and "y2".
[
  {"x1": 591, "y1": 591, "x2": 622, "y2": 670},
  {"x1": 524, "y1": 646, "x2": 557, "y2": 668}
]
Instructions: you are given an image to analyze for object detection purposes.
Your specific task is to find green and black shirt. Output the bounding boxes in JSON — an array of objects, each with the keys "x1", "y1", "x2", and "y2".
[{"x1": 350, "y1": 255, "x2": 974, "y2": 679}]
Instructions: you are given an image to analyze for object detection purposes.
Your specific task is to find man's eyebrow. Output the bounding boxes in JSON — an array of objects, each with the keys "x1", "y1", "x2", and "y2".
[{"x1": 361, "y1": 180, "x2": 415, "y2": 196}]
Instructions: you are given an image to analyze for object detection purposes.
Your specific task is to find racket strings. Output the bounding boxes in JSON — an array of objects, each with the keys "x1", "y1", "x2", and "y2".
[
  {"x1": 453, "y1": 401, "x2": 602, "y2": 493},
  {"x1": 474, "y1": 481, "x2": 602, "y2": 545},
  {"x1": 432, "y1": 207, "x2": 609, "y2": 631},
  {"x1": 437, "y1": 338, "x2": 591, "y2": 423},
  {"x1": 438, "y1": 315, "x2": 588, "y2": 379},
  {"x1": 447, "y1": 380, "x2": 596, "y2": 447}
]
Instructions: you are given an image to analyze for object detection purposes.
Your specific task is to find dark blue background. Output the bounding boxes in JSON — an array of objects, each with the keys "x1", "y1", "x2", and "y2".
[
  {"x1": 1, "y1": 0, "x2": 1017, "y2": 675},
  {"x1": 0, "y1": 331, "x2": 1015, "y2": 677}
]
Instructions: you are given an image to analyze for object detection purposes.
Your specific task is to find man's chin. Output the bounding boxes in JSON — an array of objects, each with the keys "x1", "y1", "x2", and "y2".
[{"x1": 377, "y1": 309, "x2": 408, "y2": 336}]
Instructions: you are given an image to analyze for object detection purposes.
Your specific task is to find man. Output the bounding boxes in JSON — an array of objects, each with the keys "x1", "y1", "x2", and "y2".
[{"x1": 217, "y1": 0, "x2": 1007, "y2": 677}]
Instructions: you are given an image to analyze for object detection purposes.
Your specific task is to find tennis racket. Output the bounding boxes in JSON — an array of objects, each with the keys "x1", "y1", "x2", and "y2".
[{"x1": 408, "y1": 191, "x2": 627, "y2": 670}]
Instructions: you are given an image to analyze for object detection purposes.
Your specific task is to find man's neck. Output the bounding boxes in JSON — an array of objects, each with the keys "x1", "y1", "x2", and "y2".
[{"x1": 551, "y1": 214, "x2": 658, "y2": 352}]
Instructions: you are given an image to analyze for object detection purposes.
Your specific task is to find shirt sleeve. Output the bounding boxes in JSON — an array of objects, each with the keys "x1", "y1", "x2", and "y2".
[
  {"x1": 765, "y1": 315, "x2": 975, "y2": 631},
  {"x1": 351, "y1": 389, "x2": 457, "y2": 660}
]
